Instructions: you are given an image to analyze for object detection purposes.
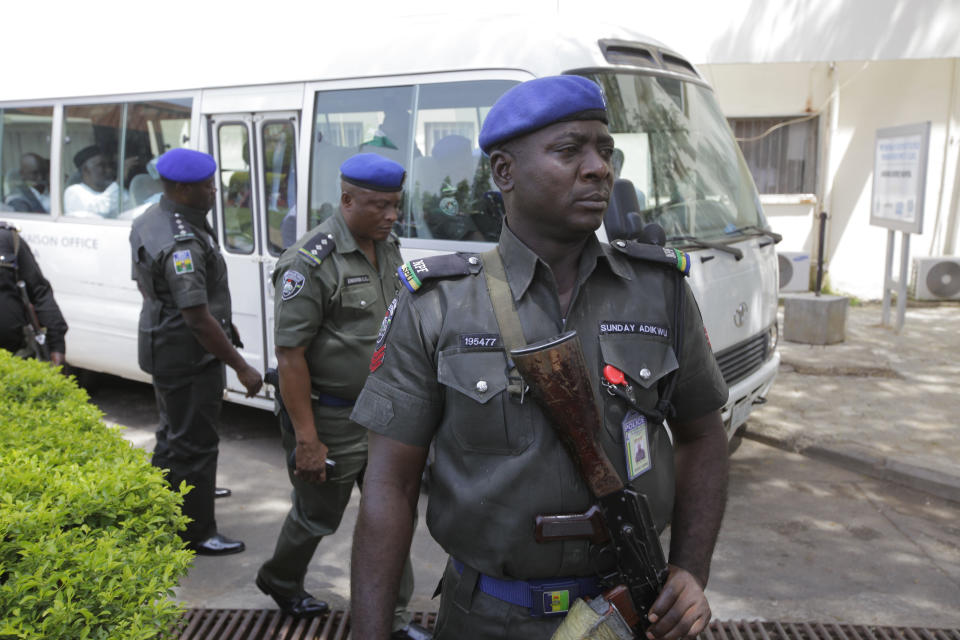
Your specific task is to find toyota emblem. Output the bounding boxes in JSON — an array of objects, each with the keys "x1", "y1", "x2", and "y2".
[{"x1": 734, "y1": 302, "x2": 748, "y2": 327}]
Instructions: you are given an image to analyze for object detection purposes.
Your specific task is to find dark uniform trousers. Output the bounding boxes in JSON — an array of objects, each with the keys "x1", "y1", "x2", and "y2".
[
  {"x1": 258, "y1": 402, "x2": 414, "y2": 630},
  {"x1": 151, "y1": 361, "x2": 224, "y2": 543}
]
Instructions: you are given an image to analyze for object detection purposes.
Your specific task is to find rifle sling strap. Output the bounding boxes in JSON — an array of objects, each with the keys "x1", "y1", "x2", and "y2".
[
  {"x1": 7, "y1": 227, "x2": 28, "y2": 300},
  {"x1": 11, "y1": 228, "x2": 20, "y2": 275},
  {"x1": 481, "y1": 248, "x2": 528, "y2": 398}
]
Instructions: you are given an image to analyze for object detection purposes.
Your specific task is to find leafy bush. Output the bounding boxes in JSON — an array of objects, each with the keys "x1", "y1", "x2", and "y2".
[{"x1": 0, "y1": 352, "x2": 192, "y2": 639}]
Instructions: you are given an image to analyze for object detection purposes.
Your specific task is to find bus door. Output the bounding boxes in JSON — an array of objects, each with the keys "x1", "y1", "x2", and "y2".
[{"x1": 208, "y1": 112, "x2": 299, "y2": 400}]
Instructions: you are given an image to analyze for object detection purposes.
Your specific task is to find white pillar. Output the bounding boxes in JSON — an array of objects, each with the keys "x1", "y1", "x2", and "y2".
[
  {"x1": 815, "y1": 62, "x2": 842, "y2": 272},
  {"x1": 932, "y1": 58, "x2": 960, "y2": 256}
]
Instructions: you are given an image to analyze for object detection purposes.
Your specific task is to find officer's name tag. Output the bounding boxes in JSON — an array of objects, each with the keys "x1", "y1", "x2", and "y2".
[
  {"x1": 599, "y1": 321, "x2": 668, "y2": 338},
  {"x1": 459, "y1": 333, "x2": 501, "y2": 349},
  {"x1": 173, "y1": 250, "x2": 194, "y2": 275},
  {"x1": 345, "y1": 275, "x2": 371, "y2": 286},
  {"x1": 622, "y1": 409, "x2": 651, "y2": 480}
]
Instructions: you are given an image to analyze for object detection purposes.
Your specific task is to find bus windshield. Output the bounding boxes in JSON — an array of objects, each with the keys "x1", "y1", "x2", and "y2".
[{"x1": 586, "y1": 72, "x2": 766, "y2": 244}]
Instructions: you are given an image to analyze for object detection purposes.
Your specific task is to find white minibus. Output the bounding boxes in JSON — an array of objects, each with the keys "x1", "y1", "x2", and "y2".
[{"x1": 0, "y1": 16, "x2": 779, "y2": 440}]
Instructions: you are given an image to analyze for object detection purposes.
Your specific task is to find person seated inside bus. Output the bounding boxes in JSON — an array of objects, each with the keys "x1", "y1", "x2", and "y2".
[
  {"x1": 358, "y1": 109, "x2": 420, "y2": 164},
  {"x1": 419, "y1": 134, "x2": 494, "y2": 241},
  {"x1": 63, "y1": 145, "x2": 136, "y2": 218},
  {"x1": 128, "y1": 158, "x2": 163, "y2": 207},
  {"x1": 4, "y1": 153, "x2": 51, "y2": 213}
]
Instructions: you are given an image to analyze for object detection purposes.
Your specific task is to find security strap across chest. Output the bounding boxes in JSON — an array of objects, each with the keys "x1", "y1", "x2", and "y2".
[{"x1": 481, "y1": 248, "x2": 527, "y2": 398}]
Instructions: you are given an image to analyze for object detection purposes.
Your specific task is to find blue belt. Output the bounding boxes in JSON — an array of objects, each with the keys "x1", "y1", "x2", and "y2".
[
  {"x1": 452, "y1": 558, "x2": 601, "y2": 617},
  {"x1": 311, "y1": 392, "x2": 354, "y2": 407}
]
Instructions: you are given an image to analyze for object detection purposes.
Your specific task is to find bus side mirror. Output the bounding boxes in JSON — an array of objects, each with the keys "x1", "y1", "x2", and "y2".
[{"x1": 605, "y1": 178, "x2": 665, "y2": 246}]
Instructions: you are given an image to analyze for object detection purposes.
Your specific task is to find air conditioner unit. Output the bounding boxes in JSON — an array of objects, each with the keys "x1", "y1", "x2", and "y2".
[
  {"x1": 778, "y1": 252, "x2": 810, "y2": 292},
  {"x1": 911, "y1": 256, "x2": 960, "y2": 301}
]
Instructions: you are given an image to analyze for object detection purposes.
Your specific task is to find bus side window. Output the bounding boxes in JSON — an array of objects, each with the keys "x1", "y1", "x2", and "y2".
[
  {"x1": 410, "y1": 79, "x2": 518, "y2": 243},
  {"x1": 307, "y1": 80, "x2": 518, "y2": 243},
  {"x1": 62, "y1": 99, "x2": 193, "y2": 221},
  {"x1": 309, "y1": 85, "x2": 416, "y2": 235},
  {"x1": 262, "y1": 121, "x2": 297, "y2": 253},
  {"x1": 218, "y1": 124, "x2": 255, "y2": 254},
  {"x1": 1, "y1": 106, "x2": 54, "y2": 215}
]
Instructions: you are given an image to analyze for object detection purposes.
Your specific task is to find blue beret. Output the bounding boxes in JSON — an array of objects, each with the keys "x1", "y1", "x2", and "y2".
[
  {"x1": 479, "y1": 75, "x2": 607, "y2": 154},
  {"x1": 156, "y1": 148, "x2": 217, "y2": 183},
  {"x1": 340, "y1": 153, "x2": 406, "y2": 192}
]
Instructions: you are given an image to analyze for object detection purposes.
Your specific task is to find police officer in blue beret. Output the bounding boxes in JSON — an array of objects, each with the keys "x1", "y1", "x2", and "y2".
[
  {"x1": 130, "y1": 148, "x2": 263, "y2": 555},
  {"x1": 257, "y1": 153, "x2": 425, "y2": 637},
  {"x1": 350, "y1": 76, "x2": 729, "y2": 638}
]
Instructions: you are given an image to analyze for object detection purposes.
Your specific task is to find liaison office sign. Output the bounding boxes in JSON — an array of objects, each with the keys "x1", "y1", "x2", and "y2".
[{"x1": 870, "y1": 122, "x2": 931, "y2": 234}]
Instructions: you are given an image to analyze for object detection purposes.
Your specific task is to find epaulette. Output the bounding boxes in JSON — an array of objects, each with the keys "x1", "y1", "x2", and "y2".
[
  {"x1": 170, "y1": 212, "x2": 196, "y2": 242},
  {"x1": 610, "y1": 239, "x2": 690, "y2": 276},
  {"x1": 297, "y1": 232, "x2": 335, "y2": 267},
  {"x1": 0, "y1": 222, "x2": 20, "y2": 266},
  {"x1": 398, "y1": 253, "x2": 481, "y2": 293}
]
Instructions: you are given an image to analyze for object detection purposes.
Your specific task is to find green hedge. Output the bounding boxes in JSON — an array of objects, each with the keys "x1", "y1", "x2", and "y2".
[{"x1": 0, "y1": 352, "x2": 193, "y2": 639}]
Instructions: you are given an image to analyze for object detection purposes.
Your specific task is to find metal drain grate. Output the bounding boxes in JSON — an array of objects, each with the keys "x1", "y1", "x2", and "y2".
[
  {"x1": 178, "y1": 611, "x2": 960, "y2": 640},
  {"x1": 177, "y1": 609, "x2": 436, "y2": 640},
  {"x1": 701, "y1": 622, "x2": 960, "y2": 640}
]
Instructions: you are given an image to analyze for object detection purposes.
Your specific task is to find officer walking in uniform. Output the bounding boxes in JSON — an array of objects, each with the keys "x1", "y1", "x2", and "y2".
[
  {"x1": 256, "y1": 153, "x2": 425, "y2": 638},
  {"x1": 130, "y1": 148, "x2": 262, "y2": 555},
  {"x1": 0, "y1": 221, "x2": 67, "y2": 364},
  {"x1": 349, "y1": 76, "x2": 730, "y2": 639}
]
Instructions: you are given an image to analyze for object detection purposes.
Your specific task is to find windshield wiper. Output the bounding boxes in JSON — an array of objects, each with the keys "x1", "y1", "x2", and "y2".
[
  {"x1": 727, "y1": 225, "x2": 783, "y2": 245},
  {"x1": 667, "y1": 235, "x2": 744, "y2": 260}
]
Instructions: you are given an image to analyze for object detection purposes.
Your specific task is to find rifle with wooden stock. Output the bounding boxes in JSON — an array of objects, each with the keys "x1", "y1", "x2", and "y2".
[{"x1": 510, "y1": 331, "x2": 668, "y2": 633}]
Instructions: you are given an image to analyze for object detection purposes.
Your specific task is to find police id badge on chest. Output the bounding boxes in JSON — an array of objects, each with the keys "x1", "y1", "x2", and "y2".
[{"x1": 622, "y1": 409, "x2": 651, "y2": 481}]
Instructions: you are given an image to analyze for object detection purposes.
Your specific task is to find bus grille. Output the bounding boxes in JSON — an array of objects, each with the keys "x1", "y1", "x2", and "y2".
[{"x1": 715, "y1": 330, "x2": 769, "y2": 386}]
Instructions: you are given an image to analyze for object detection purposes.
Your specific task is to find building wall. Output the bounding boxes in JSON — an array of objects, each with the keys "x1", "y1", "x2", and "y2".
[{"x1": 702, "y1": 58, "x2": 960, "y2": 299}]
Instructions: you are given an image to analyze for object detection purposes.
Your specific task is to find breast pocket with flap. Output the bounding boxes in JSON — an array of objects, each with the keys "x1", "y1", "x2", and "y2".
[
  {"x1": 598, "y1": 334, "x2": 678, "y2": 439},
  {"x1": 437, "y1": 348, "x2": 534, "y2": 455}
]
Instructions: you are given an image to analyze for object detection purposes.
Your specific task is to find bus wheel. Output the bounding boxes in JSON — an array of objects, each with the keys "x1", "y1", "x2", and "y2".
[{"x1": 728, "y1": 429, "x2": 744, "y2": 455}]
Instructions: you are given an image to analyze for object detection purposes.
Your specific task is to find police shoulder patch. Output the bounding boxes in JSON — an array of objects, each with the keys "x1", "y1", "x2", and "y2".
[
  {"x1": 280, "y1": 269, "x2": 306, "y2": 300},
  {"x1": 169, "y1": 212, "x2": 196, "y2": 242},
  {"x1": 398, "y1": 253, "x2": 481, "y2": 293},
  {"x1": 370, "y1": 294, "x2": 399, "y2": 373},
  {"x1": 610, "y1": 239, "x2": 690, "y2": 277},
  {"x1": 297, "y1": 233, "x2": 335, "y2": 267},
  {"x1": 172, "y1": 249, "x2": 194, "y2": 274}
]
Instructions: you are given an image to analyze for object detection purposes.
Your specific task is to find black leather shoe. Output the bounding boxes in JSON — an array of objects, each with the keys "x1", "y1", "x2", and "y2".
[
  {"x1": 188, "y1": 533, "x2": 245, "y2": 556},
  {"x1": 214, "y1": 487, "x2": 232, "y2": 499},
  {"x1": 391, "y1": 622, "x2": 433, "y2": 639},
  {"x1": 256, "y1": 574, "x2": 329, "y2": 618}
]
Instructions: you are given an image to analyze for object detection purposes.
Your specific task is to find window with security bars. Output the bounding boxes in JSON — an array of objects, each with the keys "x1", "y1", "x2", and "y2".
[{"x1": 728, "y1": 116, "x2": 819, "y2": 194}]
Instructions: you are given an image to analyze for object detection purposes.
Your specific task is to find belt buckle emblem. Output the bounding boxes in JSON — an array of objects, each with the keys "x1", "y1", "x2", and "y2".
[{"x1": 531, "y1": 580, "x2": 579, "y2": 616}]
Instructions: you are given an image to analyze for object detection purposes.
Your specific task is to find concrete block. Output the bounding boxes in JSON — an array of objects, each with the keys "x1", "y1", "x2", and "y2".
[{"x1": 782, "y1": 293, "x2": 848, "y2": 344}]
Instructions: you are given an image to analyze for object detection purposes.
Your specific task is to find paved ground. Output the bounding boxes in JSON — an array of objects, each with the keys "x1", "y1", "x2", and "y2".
[
  {"x1": 710, "y1": 438, "x2": 960, "y2": 625},
  {"x1": 744, "y1": 300, "x2": 960, "y2": 503},
  {"x1": 88, "y1": 300, "x2": 960, "y2": 625}
]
